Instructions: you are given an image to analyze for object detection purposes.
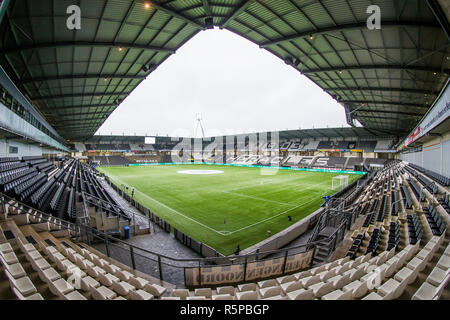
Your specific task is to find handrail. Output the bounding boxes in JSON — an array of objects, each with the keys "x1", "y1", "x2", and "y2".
[
  {"x1": 1, "y1": 192, "x2": 78, "y2": 233},
  {"x1": 1, "y1": 190, "x2": 343, "y2": 264},
  {"x1": 390, "y1": 197, "x2": 403, "y2": 213},
  {"x1": 78, "y1": 191, "x2": 91, "y2": 224},
  {"x1": 83, "y1": 191, "x2": 131, "y2": 221},
  {"x1": 420, "y1": 180, "x2": 437, "y2": 200},
  {"x1": 307, "y1": 171, "x2": 373, "y2": 246}
]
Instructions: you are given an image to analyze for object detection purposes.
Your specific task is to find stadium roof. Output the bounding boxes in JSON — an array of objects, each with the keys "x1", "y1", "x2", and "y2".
[
  {"x1": 0, "y1": 0, "x2": 449, "y2": 142},
  {"x1": 276, "y1": 127, "x2": 394, "y2": 140},
  {"x1": 86, "y1": 126, "x2": 393, "y2": 143}
]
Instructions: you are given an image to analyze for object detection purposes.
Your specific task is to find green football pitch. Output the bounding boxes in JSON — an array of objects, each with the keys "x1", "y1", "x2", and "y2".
[{"x1": 98, "y1": 164, "x2": 361, "y2": 255}]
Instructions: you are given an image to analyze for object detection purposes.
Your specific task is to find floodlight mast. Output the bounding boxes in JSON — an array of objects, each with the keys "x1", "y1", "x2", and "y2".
[{"x1": 194, "y1": 112, "x2": 206, "y2": 138}]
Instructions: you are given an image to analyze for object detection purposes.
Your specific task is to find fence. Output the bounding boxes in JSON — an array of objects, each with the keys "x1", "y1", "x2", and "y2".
[
  {"x1": 304, "y1": 171, "x2": 373, "y2": 263},
  {"x1": 183, "y1": 216, "x2": 352, "y2": 287},
  {"x1": 106, "y1": 177, "x2": 171, "y2": 233},
  {"x1": 0, "y1": 192, "x2": 80, "y2": 235},
  {"x1": 77, "y1": 218, "x2": 349, "y2": 288},
  {"x1": 103, "y1": 175, "x2": 224, "y2": 258},
  {"x1": 173, "y1": 228, "x2": 223, "y2": 258}
]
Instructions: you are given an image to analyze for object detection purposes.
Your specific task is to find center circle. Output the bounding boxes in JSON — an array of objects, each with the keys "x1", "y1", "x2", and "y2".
[{"x1": 178, "y1": 169, "x2": 224, "y2": 175}]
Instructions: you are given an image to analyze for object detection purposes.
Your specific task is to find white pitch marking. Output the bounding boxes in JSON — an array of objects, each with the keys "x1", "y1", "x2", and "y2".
[
  {"x1": 224, "y1": 178, "x2": 332, "y2": 206},
  {"x1": 227, "y1": 196, "x2": 319, "y2": 235},
  {"x1": 225, "y1": 174, "x2": 332, "y2": 195},
  {"x1": 224, "y1": 174, "x2": 313, "y2": 193},
  {"x1": 107, "y1": 176, "x2": 225, "y2": 235},
  {"x1": 221, "y1": 191, "x2": 295, "y2": 207},
  {"x1": 178, "y1": 170, "x2": 224, "y2": 175},
  {"x1": 105, "y1": 171, "x2": 338, "y2": 237}
]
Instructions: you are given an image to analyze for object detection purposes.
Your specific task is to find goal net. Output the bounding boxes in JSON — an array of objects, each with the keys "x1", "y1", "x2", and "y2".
[{"x1": 332, "y1": 175, "x2": 349, "y2": 190}]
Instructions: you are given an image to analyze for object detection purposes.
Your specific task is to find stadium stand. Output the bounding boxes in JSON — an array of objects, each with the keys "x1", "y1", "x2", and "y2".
[
  {"x1": 298, "y1": 157, "x2": 316, "y2": 167},
  {"x1": 375, "y1": 140, "x2": 395, "y2": 152},
  {"x1": 191, "y1": 155, "x2": 393, "y2": 171},
  {"x1": 78, "y1": 164, "x2": 131, "y2": 223},
  {"x1": 408, "y1": 164, "x2": 449, "y2": 187},
  {"x1": 0, "y1": 159, "x2": 447, "y2": 301},
  {"x1": 125, "y1": 155, "x2": 160, "y2": 163},
  {"x1": 104, "y1": 156, "x2": 132, "y2": 166},
  {"x1": 315, "y1": 141, "x2": 378, "y2": 152},
  {"x1": 282, "y1": 156, "x2": 302, "y2": 167},
  {"x1": 0, "y1": 157, "x2": 131, "y2": 231},
  {"x1": 365, "y1": 159, "x2": 388, "y2": 167},
  {"x1": 312, "y1": 157, "x2": 347, "y2": 169},
  {"x1": 1, "y1": 193, "x2": 448, "y2": 301},
  {"x1": 89, "y1": 156, "x2": 131, "y2": 167},
  {"x1": 129, "y1": 144, "x2": 154, "y2": 151},
  {"x1": 346, "y1": 158, "x2": 364, "y2": 170},
  {"x1": 74, "y1": 143, "x2": 86, "y2": 152},
  {"x1": 0, "y1": 0, "x2": 448, "y2": 303},
  {"x1": 358, "y1": 141, "x2": 377, "y2": 152},
  {"x1": 85, "y1": 144, "x2": 130, "y2": 151},
  {"x1": 301, "y1": 141, "x2": 320, "y2": 151}
]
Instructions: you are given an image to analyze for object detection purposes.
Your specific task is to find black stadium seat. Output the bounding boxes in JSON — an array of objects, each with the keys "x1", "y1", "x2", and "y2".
[
  {"x1": 407, "y1": 213, "x2": 423, "y2": 245},
  {"x1": 408, "y1": 164, "x2": 449, "y2": 187}
]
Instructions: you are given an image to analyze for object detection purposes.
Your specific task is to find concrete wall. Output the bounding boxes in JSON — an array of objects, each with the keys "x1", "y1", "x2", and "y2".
[
  {"x1": 400, "y1": 131, "x2": 450, "y2": 176},
  {"x1": 443, "y1": 139, "x2": 450, "y2": 177},
  {"x1": 240, "y1": 207, "x2": 324, "y2": 257},
  {"x1": 0, "y1": 138, "x2": 65, "y2": 158}
]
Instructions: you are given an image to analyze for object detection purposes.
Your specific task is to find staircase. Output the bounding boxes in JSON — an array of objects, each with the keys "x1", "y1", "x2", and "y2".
[
  {"x1": 343, "y1": 157, "x2": 350, "y2": 170},
  {"x1": 363, "y1": 162, "x2": 371, "y2": 172},
  {"x1": 312, "y1": 237, "x2": 334, "y2": 265}
]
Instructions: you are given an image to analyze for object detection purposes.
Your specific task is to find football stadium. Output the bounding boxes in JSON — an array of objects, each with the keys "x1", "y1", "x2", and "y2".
[{"x1": 0, "y1": 0, "x2": 449, "y2": 306}]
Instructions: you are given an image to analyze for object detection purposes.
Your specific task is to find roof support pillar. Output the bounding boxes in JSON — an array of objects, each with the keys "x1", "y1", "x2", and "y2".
[
  {"x1": 0, "y1": 0, "x2": 11, "y2": 25},
  {"x1": 427, "y1": 0, "x2": 450, "y2": 42}
]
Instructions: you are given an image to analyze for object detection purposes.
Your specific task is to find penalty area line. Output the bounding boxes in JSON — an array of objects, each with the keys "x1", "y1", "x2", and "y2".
[
  {"x1": 105, "y1": 174, "x2": 338, "y2": 238},
  {"x1": 221, "y1": 191, "x2": 295, "y2": 207},
  {"x1": 107, "y1": 176, "x2": 226, "y2": 236},
  {"x1": 227, "y1": 197, "x2": 319, "y2": 235}
]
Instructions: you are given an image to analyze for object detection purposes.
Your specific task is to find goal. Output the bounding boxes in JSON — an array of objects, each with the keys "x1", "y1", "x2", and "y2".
[{"x1": 332, "y1": 175, "x2": 349, "y2": 190}]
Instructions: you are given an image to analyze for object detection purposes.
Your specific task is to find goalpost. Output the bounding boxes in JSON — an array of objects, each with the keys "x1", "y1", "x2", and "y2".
[{"x1": 332, "y1": 175, "x2": 349, "y2": 190}]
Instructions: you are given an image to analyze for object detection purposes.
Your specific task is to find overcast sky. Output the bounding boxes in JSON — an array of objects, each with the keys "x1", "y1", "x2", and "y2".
[{"x1": 95, "y1": 28, "x2": 349, "y2": 138}]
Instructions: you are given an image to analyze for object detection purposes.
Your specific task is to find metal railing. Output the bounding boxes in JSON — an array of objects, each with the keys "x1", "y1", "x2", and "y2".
[
  {"x1": 82, "y1": 190, "x2": 153, "y2": 236},
  {"x1": 1, "y1": 192, "x2": 79, "y2": 234},
  {"x1": 77, "y1": 220, "x2": 347, "y2": 287},
  {"x1": 1, "y1": 168, "x2": 371, "y2": 288},
  {"x1": 1, "y1": 188, "x2": 357, "y2": 287},
  {"x1": 307, "y1": 171, "x2": 373, "y2": 248}
]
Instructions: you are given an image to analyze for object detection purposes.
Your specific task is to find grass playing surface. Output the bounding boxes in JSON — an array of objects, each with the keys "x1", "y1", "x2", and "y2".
[{"x1": 98, "y1": 164, "x2": 361, "y2": 255}]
